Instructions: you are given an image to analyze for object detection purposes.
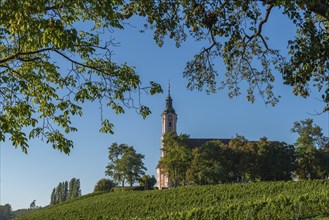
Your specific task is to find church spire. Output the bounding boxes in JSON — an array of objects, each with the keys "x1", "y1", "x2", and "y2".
[{"x1": 163, "y1": 82, "x2": 175, "y2": 114}]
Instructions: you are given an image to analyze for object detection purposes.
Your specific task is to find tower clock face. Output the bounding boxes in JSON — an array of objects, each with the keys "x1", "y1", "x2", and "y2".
[{"x1": 168, "y1": 115, "x2": 173, "y2": 120}]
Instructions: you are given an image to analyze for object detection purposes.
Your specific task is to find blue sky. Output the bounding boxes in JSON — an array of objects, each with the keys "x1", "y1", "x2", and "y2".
[{"x1": 1, "y1": 8, "x2": 329, "y2": 210}]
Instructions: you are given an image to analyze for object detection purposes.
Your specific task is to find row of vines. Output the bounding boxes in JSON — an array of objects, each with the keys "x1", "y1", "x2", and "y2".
[{"x1": 18, "y1": 180, "x2": 329, "y2": 219}]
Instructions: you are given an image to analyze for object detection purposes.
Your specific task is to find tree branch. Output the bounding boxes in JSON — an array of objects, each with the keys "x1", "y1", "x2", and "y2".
[
  {"x1": 259, "y1": 0, "x2": 329, "y2": 21},
  {"x1": 0, "y1": 47, "x2": 109, "y2": 76},
  {"x1": 53, "y1": 49, "x2": 104, "y2": 73},
  {"x1": 0, "y1": 48, "x2": 54, "y2": 64},
  {"x1": 301, "y1": 1, "x2": 329, "y2": 21},
  {"x1": 255, "y1": 4, "x2": 273, "y2": 37}
]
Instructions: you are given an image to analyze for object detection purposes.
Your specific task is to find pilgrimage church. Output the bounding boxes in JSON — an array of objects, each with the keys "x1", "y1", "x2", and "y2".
[{"x1": 156, "y1": 85, "x2": 231, "y2": 189}]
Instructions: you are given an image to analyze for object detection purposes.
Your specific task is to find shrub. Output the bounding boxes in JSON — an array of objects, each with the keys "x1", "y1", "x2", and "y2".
[{"x1": 93, "y1": 179, "x2": 116, "y2": 192}]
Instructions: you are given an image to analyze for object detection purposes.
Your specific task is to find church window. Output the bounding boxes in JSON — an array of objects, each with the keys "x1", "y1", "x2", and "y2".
[{"x1": 169, "y1": 121, "x2": 172, "y2": 127}]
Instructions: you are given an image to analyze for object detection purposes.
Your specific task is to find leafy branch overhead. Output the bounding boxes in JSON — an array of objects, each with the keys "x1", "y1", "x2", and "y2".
[
  {"x1": 0, "y1": 0, "x2": 162, "y2": 153},
  {"x1": 2, "y1": 0, "x2": 329, "y2": 154},
  {"x1": 127, "y1": 0, "x2": 329, "y2": 108}
]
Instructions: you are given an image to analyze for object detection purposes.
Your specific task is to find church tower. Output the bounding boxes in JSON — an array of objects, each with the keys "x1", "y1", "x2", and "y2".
[{"x1": 157, "y1": 83, "x2": 177, "y2": 189}]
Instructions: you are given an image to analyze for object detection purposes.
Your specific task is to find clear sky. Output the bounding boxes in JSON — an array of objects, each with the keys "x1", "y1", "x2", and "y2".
[{"x1": 1, "y1": 8, "x2": 329, "y2": 210}]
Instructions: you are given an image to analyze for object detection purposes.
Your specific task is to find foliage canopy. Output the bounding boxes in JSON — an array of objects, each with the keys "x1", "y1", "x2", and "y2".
[
  {"x1": 105, "y1": 143, "x2": 147, "y2": 187},
  {"x1": 94, "y1": 178, "x2": 116, "y2": 192},
  {"x1": 291, "y1": 118, "x2": 329, "y2": 179},
  {"x1": 160, "y1": 132, "x2": 192, "y2": 186},
  {"x1": 127, "y1": 0, "x2": 329, "y2": 109},
  {"x1": 50, "y1": 178, "x2": 81, "y2": 205},
  {"x1": 0, "y1": 0, "x2": 162, "y2": 153},
  {"x1": 3, "y1": 0, "x2": 329, "y2": 154},
  {"x1": 138, "y1": 175, "x2": 156, "y2": 190}
]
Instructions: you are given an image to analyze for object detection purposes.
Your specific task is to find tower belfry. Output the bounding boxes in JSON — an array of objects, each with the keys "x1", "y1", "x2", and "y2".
[
  {"x1": 162, "y1": 82, "x2": 177, "y2": 136},
  {"x1": 157, "y1": 83, "x2": 177, "y2": 189}
]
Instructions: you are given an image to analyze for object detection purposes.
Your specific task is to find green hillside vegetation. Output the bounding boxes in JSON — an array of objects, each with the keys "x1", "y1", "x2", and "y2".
[
  {"x1": 17, "y1": 180, "x2": 329, "y2": 220},
  {"x1": 11, "y1": 208, "x2": 39, "y2": 219}
]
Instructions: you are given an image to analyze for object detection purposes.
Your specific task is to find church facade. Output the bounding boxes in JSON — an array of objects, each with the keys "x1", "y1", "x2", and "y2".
[
  {"x1": 156, "y1": 85, "x2": 177, "y2": 189},
  {"x1": 156, "y1": 86, "x2": 231, "y2": 189}
]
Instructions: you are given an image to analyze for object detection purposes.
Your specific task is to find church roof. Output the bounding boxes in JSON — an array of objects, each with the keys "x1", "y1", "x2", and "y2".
[{"x1": 186, "y1": 138, "x2": 231, "y2": 148}]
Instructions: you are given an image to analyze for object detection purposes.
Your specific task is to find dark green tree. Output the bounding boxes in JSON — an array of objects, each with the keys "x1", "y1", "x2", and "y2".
[
  {"x1": 55, "y1": 182, "x2": 63, "y2": 203},
  {"x1": 257, "y1": 138, "x2": 296, "y2": 181},
  {"x1": 216, "y1": 141, "x2": 240, "y2": 183},
  {"x1": 291, "y1": 119, "x2": 328, "y2": 179},
  {"x1": 57, "y1": 182, "x2": 66, "y2": 203},
  {"x1": 127, "y1": 1, "x2": 329, "y2": 110},
  {"x1": 0, "y1": 204, "x2": 12, "y2": 220},
  {"x1": 123, "y1": 148, "x2": 147, "y2": 187},
  {"x1": 72, "y1": 179, "x2": 81, "y2": 198},
  {"x1": 50, "y1": 188, "x2": 56, "y2": 205},
  {"x1": 188, "y1": 140, "x2": 223, "y2": 185},
  {"x1": 319, "y1": 144, "x2": 329, "y2": 178},
  {"x1": 105, "y1": 143, "x2": 128, "y2": 186},
  {"x1": 63, "y1": 181, "x2": 68, "y2": 201},
  {"x1": 139, "y1": 175, "x2": 156, "y2": 190},
  {"x1": 0, "y1": 0, "x2": 162, "y2": 154},
  {"x1": 223, "y1": 135, "x2": 295, "y2": 182},
  {"x1": 160, "y1": 132, "x2": 192, "y2": 187},
  {"x1": 68, "y1": 178, "x2": 81, "y2": 199},
  {"x1": 68, "y1": 178, "x2": 76, "y2": 200},
  {"x1": 185, "y1": 135, "x2": 297, "y2": 184},
  {"x1": 51, "y1": 178, "x2": 81, "y2": 205},
  {"x1": 227, "y1": 135, "x2": 250, "y2": 182},
  {"x1": 29, "y1": 200, "x2": 36, "y2": 209},
  {"x1": 105, "y1": 143, "x2": 147, "y2": 187},
  {"x1": 94, "y1": 178, "x2": 116, "y2": 192},
  {"x1": 238, "y1": 141, "x2": 260, "y2": 181}
]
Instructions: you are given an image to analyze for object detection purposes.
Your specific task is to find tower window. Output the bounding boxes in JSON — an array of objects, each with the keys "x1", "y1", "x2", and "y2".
[{"x1": 169, "y1": 121, "x2": 172, "y2": 128}]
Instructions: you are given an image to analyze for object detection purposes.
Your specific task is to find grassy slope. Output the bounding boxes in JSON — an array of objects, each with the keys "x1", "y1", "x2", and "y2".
[{"x1": 17, "y1": 180, "x2": 329, "y2": 220}]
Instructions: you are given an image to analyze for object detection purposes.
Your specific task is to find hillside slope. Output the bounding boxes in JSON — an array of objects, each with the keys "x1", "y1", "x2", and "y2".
[{"x1": 17, "y1": 180, "x2": 329, "y2": 219}]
